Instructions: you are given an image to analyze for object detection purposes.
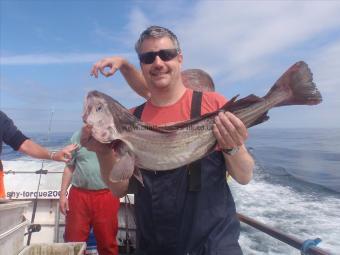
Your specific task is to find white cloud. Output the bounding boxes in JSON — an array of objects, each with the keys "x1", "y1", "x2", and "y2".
[
  {"x1": 3, "y1": 1, "x2": 340, "y2": 129},
  {"x1": 310, "y1": 39, "x2": 340, "y2": 94},
  {"x1": 0, "y1": 53, "x2": 130, "y2": 65},
  {"x1": 124, "y1": 8, "x2": 151, "y2": 47},
  {"x1": 0, "y1": 52, "x2": 136, "y2": 65},
  {"x1": 167, "y1": 1, "x2": 340, "y2": 84}
]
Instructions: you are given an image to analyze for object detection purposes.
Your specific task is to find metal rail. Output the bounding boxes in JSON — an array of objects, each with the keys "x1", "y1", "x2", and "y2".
[
  {"x1": 4, "y1": 170, "x2": 63, "y2": 174},
  {"x1": 237, "y1": 213, "x2": 331, "y2": 255},
  {"x1": 0, "y1": 219, "x2": 29, "y2": 240}
]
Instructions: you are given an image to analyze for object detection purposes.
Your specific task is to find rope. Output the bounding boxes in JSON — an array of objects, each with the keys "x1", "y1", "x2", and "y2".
[{"x1": 301, "y1": 238, "x2": 322, "y2": 255}]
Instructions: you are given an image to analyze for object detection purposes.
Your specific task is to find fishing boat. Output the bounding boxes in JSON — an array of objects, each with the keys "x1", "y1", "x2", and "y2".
[
  {"x1": 1, "y1": 106, "x2": 336, "y2": 254},
  {"x1": 0, "y1": 166, "x2": 331, "y2": 255},
  {"x1": 0, "y1": 167, "x2": 137, "y2": 255}
]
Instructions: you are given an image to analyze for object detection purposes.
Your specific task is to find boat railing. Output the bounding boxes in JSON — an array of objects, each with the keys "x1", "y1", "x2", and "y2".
[{"x1": 237, "y1": 213, "x2": 331, "y2": 255}]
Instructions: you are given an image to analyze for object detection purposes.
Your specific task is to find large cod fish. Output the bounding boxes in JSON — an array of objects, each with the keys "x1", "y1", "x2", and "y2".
[{"x1": 82, "y1": 61, "x2": 322, "y2": 182}]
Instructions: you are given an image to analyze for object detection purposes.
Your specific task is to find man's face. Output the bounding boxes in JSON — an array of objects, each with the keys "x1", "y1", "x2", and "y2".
[{"x1": 139, "y1": 37, "x2": 183, "y2": 90}]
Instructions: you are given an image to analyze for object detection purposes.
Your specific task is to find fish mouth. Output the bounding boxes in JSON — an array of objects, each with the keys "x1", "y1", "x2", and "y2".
[{"x1": 91, "y1": 128, "x2": 111, "y2": 144}]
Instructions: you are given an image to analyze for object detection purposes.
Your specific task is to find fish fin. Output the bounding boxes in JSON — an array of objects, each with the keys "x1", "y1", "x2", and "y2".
[
  {"x1": 221, "y1": 95, "x2": 270, "y2": 127},
  {"x1": 247, "y1": 112, "x2": 270, "y2": 127},
  {"x1": 221, "y1": 94, "x2": 264, "y2": 112},
  {"x1": 109, "y1": 151, "x2": 135, "y2": 182},
  {"x1": 264, "y1": 61, "x2": 322, "y2": 106},
  {"x1": 109, "y1": 140, "x2": 135, "y2": 182}
]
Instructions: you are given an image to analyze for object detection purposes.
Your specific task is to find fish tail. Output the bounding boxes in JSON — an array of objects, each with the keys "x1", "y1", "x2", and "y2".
[{"x1": 264, "y1": 61, "x2": 322, "y2": 107}]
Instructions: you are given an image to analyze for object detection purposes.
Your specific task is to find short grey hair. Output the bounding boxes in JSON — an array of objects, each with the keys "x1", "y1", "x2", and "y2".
[{"x1": 135, "y1": 26, "x2": 181, "y2": 54}]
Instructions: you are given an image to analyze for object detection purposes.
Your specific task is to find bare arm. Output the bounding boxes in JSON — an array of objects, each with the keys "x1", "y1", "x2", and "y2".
[
  {"x1": 222, "y1": 145, "x2": 254, "y2": 184},
  {"x1": 213, "y1": 112, "x2": 254, "y2": 184},
  {"x1": 91, "y1": 56, "x2": 150, "y2": 99},
  {"x1": 18, "y1": 139, "x2": 77, "y2": 163},
  {"x1": 59, "y1": 165, "x2": 74, "y2": 215}
]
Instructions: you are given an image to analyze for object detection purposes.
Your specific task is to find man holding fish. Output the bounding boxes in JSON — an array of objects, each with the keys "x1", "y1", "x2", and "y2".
[{"x1": 87, "y1": 26, "x2": 254, "y2": 255}]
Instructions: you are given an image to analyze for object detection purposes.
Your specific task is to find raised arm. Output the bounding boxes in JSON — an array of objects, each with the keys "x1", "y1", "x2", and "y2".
[{"x1": 91, "y1": 56, "x2": 150, "y2": 99}]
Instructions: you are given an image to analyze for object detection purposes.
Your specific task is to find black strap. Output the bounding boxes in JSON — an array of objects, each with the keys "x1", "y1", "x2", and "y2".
[
  {"x1": 128, "y1": 103, "x2": 147, "y2": 194},
  {"x1": 188, "y1": 91, "x2": 203, "y2": 192},
  {"x1": 190, "y1": 90, "x2": 202, "y2": 118},
  {"x1": 134, "y1": 102, "x2": 146, "y2": 120}
]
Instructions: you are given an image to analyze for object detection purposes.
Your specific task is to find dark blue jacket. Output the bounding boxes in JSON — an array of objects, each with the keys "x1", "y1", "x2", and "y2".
[
  {"x1": 132, "y1": 91, "x2": 242, "y2": 255},
  {"x1": 0, "y1": 111, "x2": 28, "y2": 170},
  {"x1": 134, "y1": 151, "x2": 242, "y2": 255}
]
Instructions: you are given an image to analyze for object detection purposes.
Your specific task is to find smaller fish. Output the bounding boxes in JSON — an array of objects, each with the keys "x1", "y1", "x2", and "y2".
[{"x1": 82, "y1": 61, "x2": 322, "y2": 183}]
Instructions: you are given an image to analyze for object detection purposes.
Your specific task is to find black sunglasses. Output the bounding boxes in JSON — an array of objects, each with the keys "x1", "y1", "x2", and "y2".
[{"x1": 138, "y1": 49, "x2": 179, "y2": 64}]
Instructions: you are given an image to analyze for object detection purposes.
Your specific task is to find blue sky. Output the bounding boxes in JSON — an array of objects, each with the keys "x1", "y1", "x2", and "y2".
[{"x1": 1, "y1": 0, "x2": 340, "y2": 132}]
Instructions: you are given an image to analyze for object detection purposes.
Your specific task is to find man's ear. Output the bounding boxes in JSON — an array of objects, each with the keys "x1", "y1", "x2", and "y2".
[{"x1": 178, "y1": 52, "x2": 183, "y2": 64}]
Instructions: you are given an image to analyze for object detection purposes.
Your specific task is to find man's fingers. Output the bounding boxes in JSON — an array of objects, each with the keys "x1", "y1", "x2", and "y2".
[
  {"x1": 110, "y1": 65, "x2": 118, "y2": 75},
  {"x1": 57, "y1": 143, "x2": 78, "y2": 162},
  {"x1": 63, "y1": 152, "x2": 72, "y2": 159},
  {"x1": 65, "y1": 143, "x2": 78, "y2": 151},
  {"x1": 216, "y1": 112, "x2": 247, "y2": 147},
  {"x1": 60, "y1": 203, "x2": 66, "y2": 215},
  {"x1": 213, "y1": 124, "x2": 224, "y2": 147},
  {"x1": 99, "y1": 65, "x2": 117, "y2": 77},
  {"x1": 91, "y1": 63, "x2": 100, "y2": 78},
  {"x1": 214, "y1": 115, "x2": 237, "y2": 148},
  {"x1": 224, "y1": 112, "x2": 248, "y2": 143},
  {"x1": 91, "y1": 58, "x2": 120, "y2": 78},
  {"x1": 218, "y1": 115, "x2": 238, "y2": 147}
]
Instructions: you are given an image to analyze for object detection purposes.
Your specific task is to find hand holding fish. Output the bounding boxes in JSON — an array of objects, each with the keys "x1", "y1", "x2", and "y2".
[
  {"x1": 213, "y1": 111, "x2": 248, "y2": 152},
  {"x1": 213, "y1": 111, "x2": 253, "y2": 184}
]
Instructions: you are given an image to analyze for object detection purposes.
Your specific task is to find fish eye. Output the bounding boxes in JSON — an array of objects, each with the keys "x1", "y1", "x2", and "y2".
[{"x1": 96, "y1": 104, "x2": 103, "y2": 112}]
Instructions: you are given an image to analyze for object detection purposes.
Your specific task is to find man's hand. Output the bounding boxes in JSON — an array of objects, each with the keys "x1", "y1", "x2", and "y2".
[
  {"x1": 213, "y1": 112, "x2": 248, "y2": 150},
  {"x1": 213, "y1": 111, "x2": 254, "y2": 185},
  {"x1": 91, "y1": 56, "x2": 126, "y2": 78},
  {"x1": 54, "y1": 144, "x2": 78, "y2": 163},
  {"x1": 59, "y1": 193, "x2": 69, "y2": 215},
  {"x1": 91, "y1": 56, "x2": 150, "y2": 99}
]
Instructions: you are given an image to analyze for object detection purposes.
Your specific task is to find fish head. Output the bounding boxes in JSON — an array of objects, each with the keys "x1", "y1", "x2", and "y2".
[{"x1": 82, "y1": 90, "x2": 121, "y2": 143}]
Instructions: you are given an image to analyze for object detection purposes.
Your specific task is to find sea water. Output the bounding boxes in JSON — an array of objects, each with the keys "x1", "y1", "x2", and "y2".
[
  {"x1": 2, "y1": 128, "x2": 339, "y2": 254},
  {"x1": 232, "y1": 128, "x2": 340, "y2": 254}
]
